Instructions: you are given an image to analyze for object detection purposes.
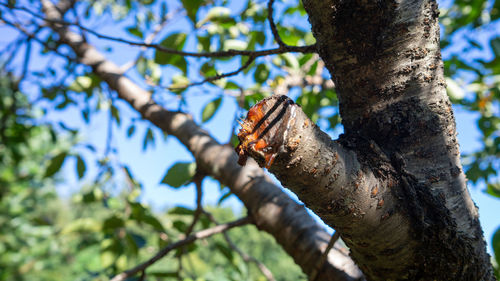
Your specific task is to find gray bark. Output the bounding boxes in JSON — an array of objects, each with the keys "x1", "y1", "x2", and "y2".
[
  {"x1": 237, "y1": 0, "x2": 494, "y2": 280},
  {"x1": 41, "y1": 1, "x2": 363, "y2": 280}
]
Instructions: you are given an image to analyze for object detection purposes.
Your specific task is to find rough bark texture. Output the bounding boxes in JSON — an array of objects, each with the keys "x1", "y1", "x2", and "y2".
[
  {"x1": 41, "y1": 1, "x2": 364, "y2": 280},
  {"x1": 236, "y1": 0, "x2": 495, "y2": 280}
]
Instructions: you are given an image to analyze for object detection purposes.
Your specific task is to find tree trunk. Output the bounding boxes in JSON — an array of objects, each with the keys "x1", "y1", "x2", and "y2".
[{"x1": 237, "y1": 0, "x2": 495, "y2": 279}]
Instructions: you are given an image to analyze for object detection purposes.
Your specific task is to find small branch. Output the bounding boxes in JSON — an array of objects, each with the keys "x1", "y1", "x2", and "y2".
[
  {"x1": 20, "y1": 38, "x2": 32, "y2": 81},
  {"x1": 104, "y1": 93, "x2": 114, "y2": 157},
  {"x1": 166, "y1": 56, "x2": 256, "y2": 90},
  {"x1": 184, "y1": 172, "x2": 205, "y2": 236},
  {"x1": 267, "y1": 0, "x2": 285, "y2": 48},
  {"x1": 120, "y1": 8, "x2": 182, "y2": 73},
  {"x1": 70, "y1": 4, "x2": 88, "y2": 43},
  {"x1": 0, "y1": 17, "x2": 75, "y2": 61},
  {"x1": 138, "y1": 270, "x2": 146, "y2": 281},
  {"x1": 2, "y1": 3, "x2": 315, "y2": 58},
  {"x1": 177, "y1": 172, "x2": 205, "y2": 278},
  {"x1": 204, "y1": 211, "x2": 276, "y2": 281},
  {"x1": 309, "y1": 231, "x2": 341, "y2": 281},
  {"x1": 110, "y1": 216, "x2": 251, "y2": 281},
  {"x1": 0, "y1": 35, "x2": 24, "y2": 69}
]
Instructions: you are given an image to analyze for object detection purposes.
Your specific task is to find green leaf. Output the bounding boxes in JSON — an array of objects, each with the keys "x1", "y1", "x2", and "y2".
[
  {"x1": 170, "y1": 74, "x2": 190, "y2": 91},
  {"x1": 492, "y1": 0, "x2": 500, "y2": 20},
  {"x1": 200, "y1": 62, "x2": 218, "y2": 77},
  {"x1": 214, "y1": 241, "x2": 242, "y2": 273},
  {"x1": 217, "y1": 190, "x2": 233, "y2": 205},
  {"x1": 111, "y1": 104, "x2": 121, "y2": 126},
  {"x1": 81, "y1": 108, "x2": 90, "y2": 123},
  {"x1": 215, "y1": 241, "x2": 234, "y2": 262},
  {"x1": 281, "y1": 53, "x2": 300, "y2": 70},
  {"x1": 223, "y1": 39, "x2": 248, "y2": 51},
  {"x1": 102, "y1": 216, "x2": 125, "y2": 231},
  {"x1": 172, "y1": 220, "x2": 188, "y2": 232},
  {"x1": 68, "y1": 76, "x2": 92, "y2": 92},
  {"x1": 168, "y1": 206, "x2": 195, "y2": 215},
  {"x1": 201, "y1": 97, "x2": 222, "y2": 122},
  {"x1": 76, "y1": 155, "x2": 86, "y2": 179},
  {"x1": 125, "y1": 232, "x2": 146, "y2": 256},
  {"x1": 486, "y1": 183, "x2": 500, "y2": 198},
  {"x1": 100, "y1": 250, "x2": 116, "y2": 268},
  {"x1": 249, "y1": 31, "x2": 266, "y2": 47},
  {"x1": 160, "y1": 162, "x2": 196, "y2": 188},
  {"x1": 148, "y1": 271, "x2": 179, "y2": 278},
  {"x1": 126, "y1": 26, "x2": 143, "y2": 38},
  {"x1": 493, "y1": 227, "x2": 500, "y2": 268},
  {"x1": 154, "y1": 33, "x2": 188, "y2": 73},
  {"x1": 61, "y1": 218, "x2": 101, "y2": 234},
  {"x1": 490, "y1": 37, "x2": 500, "y2": 58},
  {"x1": 197, "y1": 6, "x2": 231, "y2": 27},
  {"x1": 142, "y1": 127, "x2": 155, "y2": 151},
  {"x1": 197, "y1": 35, "x2": 211, "y2": 52},
  {"x1": 127, "y1": 124, "x2": 135, "y2": 137},
  {"x1": 254, "y1": 64, "x2": 270, "y2": 83},
  {"x1": 44, "y1": 152, "x2": 67, "y2": 177},
  {"x1": 142, "y1": 214, "x2": 165, "y2": 231},
  {"x1": 181, "y1": 0, "x2": 204, "y2": 24},
  {"x1": 175, "y1": 243, "x2": 197, "y2": 257}
]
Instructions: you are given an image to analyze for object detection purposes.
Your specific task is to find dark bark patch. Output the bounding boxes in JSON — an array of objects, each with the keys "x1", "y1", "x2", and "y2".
[{"x1": 331, "y1": 1, "x2": 395, "y2": 61}]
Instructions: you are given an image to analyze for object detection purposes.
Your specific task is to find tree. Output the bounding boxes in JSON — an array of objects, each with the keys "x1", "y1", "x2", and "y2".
[{"x1": 0, "y1": 0, "x2": 498, "y2": 280}]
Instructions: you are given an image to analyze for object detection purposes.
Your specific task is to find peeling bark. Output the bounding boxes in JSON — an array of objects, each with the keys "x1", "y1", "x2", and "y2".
[
  {"x1": 41, "y1": 1, "x2": 364, "y2": 280},
  {"x1": 236, "y1": 0, "x2": 495, "y2": 279}
]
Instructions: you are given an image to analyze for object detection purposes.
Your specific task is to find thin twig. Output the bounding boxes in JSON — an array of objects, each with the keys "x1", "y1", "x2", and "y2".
[
  {"x1": 0, "y1": 17, "x2": 75, "y2": 60},
  {"x1": 70, "y1": 4, "x2": 88, "y2": 43},
  {"x1": 176, "y1": 172, "x2": 205, "y2": 278},
  {"x1": 104, "y1": 92, "x2": 114, "y2": 157},
  {"x1": 120, "y1": 8, "x2": 183, "y2": 73},
  {"x1": 184, "y1": 172, "x2": 205, "y2": 235},
  {"x1": 309, "y1": 231, "x2": 341, "y2": 281},
  {"x1": 110, "y1": 216, "x2": 251, "y2": 281},
  {"x1": 1, "y1": 2, "x2": 316, "y2": 58},
  {"x1": 0, "y1": 35, "x2": 25, "y2": 68},
  {"x1": 166, "y1": 56, "x2": 256, "y2": 91},
  {"x1": 138, "y1": 270, "x2": 146, "y2": 281},
  {"x1": 20, "y1": 38, "x2": 32, "y2": 81},
  {"x1": 204, "y1": 211, "x2": 276, "y2": 281},
  {"x1": 267, "y1": 0, "x2": 285, "y2": 48}
]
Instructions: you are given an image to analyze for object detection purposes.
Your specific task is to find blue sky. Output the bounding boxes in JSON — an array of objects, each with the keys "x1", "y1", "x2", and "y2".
[{"x1": 1, "y1": 0, "x2": 498, "y2": 256}]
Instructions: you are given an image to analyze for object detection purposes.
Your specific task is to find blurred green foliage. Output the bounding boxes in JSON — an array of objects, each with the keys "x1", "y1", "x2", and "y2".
[{"x1": 0, "y1": 75, "x2": 305, "y2": 280}]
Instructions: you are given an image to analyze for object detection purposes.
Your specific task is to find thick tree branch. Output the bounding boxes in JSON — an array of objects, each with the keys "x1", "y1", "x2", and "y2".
[
  {"x1": 40, "y1": 1, "x2": 363, "y2": 280},
  {"x1": 237, "y1": 95, "x2": 407, "y2": 276},
  {"x1": 110, "y1": 216, "x2": 251, "y2": 281}
]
